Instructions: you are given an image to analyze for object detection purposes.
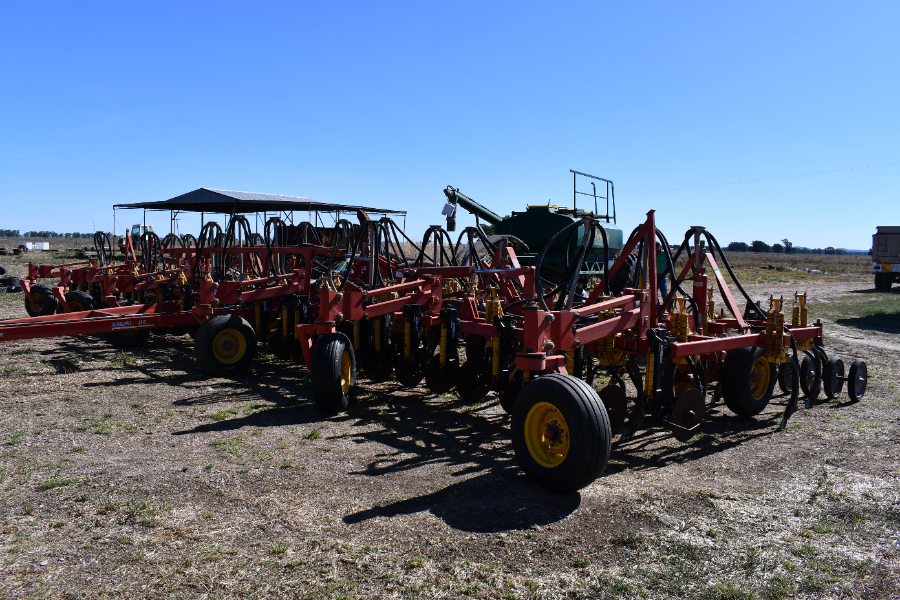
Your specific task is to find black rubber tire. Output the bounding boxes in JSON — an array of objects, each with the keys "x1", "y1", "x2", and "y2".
[
  {"x1": 194, "y1": 314, "x2": 257, "y2": 376},
  {"x1": 455, "y1": 358, "x2": 492, "y2": 404},
  {"x1": 822, "y1": 356, "x2": 844, "y2": 400},
  {"x1": 0, "y1": 266, "x2": 6, "y2": 276},
  {"x1": 64, "y1": 290, "x2": 96, "y2": 312},
  {"x1": 875, "y1": 273, "x2": 892, "y2": 291},
  {"x1": 721, "y1": 347, "x2": 777, "y2": 417},
  {"x1": 777, "y1": 362, "x2": 794, "y2": 395},
  {"x1": 511, "y1": 373, "x2": 611, "y2": 492},
  {"x1": 799, "y1": 352, "x2": 821, "y2": 402},
  {"x1": 24, "y1": 284, "x2": 58, "y2": 317},
  {"x1": 310, "y1": 332, "x2": 356, "y2": 413},
  {"x1": 847, "y1": 359, "x2": 867, "y2": 402}
]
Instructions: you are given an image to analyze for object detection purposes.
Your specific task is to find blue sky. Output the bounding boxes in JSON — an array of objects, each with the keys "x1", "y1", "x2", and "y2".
[{"x1": 1, "y1": 1, "x2": 897, "y2": 249}]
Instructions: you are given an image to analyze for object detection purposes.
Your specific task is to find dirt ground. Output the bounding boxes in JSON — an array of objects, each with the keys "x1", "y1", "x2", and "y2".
[{"x1": 0, "y1": 252, "x2": 897, "y2": 599}]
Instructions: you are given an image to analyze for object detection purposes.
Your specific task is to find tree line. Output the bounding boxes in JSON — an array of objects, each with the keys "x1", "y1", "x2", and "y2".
[
  {"x1": 725, "y1": 238, "x2": 867, "y2": 255},
  {"x1": 0, "y1": 230, "x2": 96, "y2": 239}
]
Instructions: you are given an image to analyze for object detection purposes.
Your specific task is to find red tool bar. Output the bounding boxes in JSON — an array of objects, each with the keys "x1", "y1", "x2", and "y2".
[
  {"x1": 571, "y1": 308, "x2": 643, "y2": 345},
  {"x1": 415, "y1": 266, "x2": 474, "y2": 278},
  {"x1": 670, "y1": 333, "x2": 765, "y2": 357},
  {"x1": 239, "y1": 283, "x2": 303, "y2": 302},
  {"x1": 234, "y1": 271, "x2": 298, "y2": 288},
  {"x1": 367, "y1": 277, "x2": 430, "y2": 297},
  {"x1": 572, "y1": 294, "x2": 638, "y2": 318},
  {"x1": 705, "y1": 253, "x2": 748, "y2": 332},
  {"x1": 459, "y1": 321, "x2": 497, "y2": 337},
  {"x1": 364, "y1": 292, "x2": 430, "y2": 318}
]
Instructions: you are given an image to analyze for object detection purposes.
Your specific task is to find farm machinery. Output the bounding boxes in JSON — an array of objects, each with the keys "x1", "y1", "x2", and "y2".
[
  {"x1": 0, "y1": 197, "x2": 869, "y2": 494},
  {"x1": 299, "y1": 207, "x2": 868, "y2": 492}
]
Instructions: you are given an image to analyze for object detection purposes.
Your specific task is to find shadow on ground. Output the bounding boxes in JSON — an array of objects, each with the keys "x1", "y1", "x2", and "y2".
[{"x1": 344, "y1": 469, "x2": 581, "y2": 533}]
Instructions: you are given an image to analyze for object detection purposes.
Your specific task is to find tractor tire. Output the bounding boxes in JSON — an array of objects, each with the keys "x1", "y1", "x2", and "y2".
[
  {"x1": 64, "y1": 290, "x2": 96, "y2": 312},
  {"x1": 799, "y1": 352, "x2": 821, "y2": 403},
  {"x1": 310, "y1": 333, "x2": 356, "y2": 413},
  {"x1": 24, "y1": 285, "x2": 58, "y2": 317},
  {"x1": 721, "y1": 347, "x2": 777, "y2": 417},
  {"x1": 847, "y1": 359, "x2": 867, "y2": 402},
  {"x1": 511, "y1": 373, "x2": 611, "y2": 492},
  {"x1": 609, "y1": 254, "x2": 637, "y2": 295},
  {"x1": 194, "y1": 314, "x2": 257, "y2": 376},
  {"x1": 822, "y1": 356, "x2": 844, "y2": 400}
]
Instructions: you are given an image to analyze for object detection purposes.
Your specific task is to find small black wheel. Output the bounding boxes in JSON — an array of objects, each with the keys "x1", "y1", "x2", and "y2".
[
  {"x1": 24, "y1": 284, "x2": 58, "y2": 317},
  {"x1": 424, "y1": 354, "x2": 456, "y2": 395},
  {"x1": 194, "y1": 314, "x2": 257, "y2": 376},
  {"x1": 799, "y1": 352, "x2": 821, "y2": 403},
  {"x1": 106, "y1": 327, "x2": 152, "y2": 348},
  {"x1": 511, "y1": 373, "x2": 611, "y2": 492},
  {"x1": 847, "y1": 359, "x2": 867, "y2": 402},
  {"x1": 777, "y1": 362, "x2": 794, "y2": 395},
  {"x1": 310, "y1": 332, "x2": 356, "y2": 413},
  {"x1": 64, "y1": 290, "x2": 96, "y2": 312},
  {"x1": 822, "y1": 356, "x2": 845, "y2": 400},
  {"x1": 455, "y1": 358, "x2": 492, "y2": 403},
  {"x1": 721, "y1": 347, "x2": 777, "y2": 417},
  {"x1": 875, "y1": 273, "x2": 892, "y2": 291}
]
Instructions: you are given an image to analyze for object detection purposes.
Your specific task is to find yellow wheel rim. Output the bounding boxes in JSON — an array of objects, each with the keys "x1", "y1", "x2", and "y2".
[
  {"x1": 340, "y1": 350, "x2": 352, "y2": 394},
  {"x1": 750, "y1": 356, "x2": 770, "y2": 400},
  {"x1": 524, "y1": 401, "x2": 571, "y2": 468},
  {"x1": 29, "y1": 297, "x2": 43, "y2": 312},
  {"x1": 212, "y1": 328, "x2": 247, "y2": 365}
]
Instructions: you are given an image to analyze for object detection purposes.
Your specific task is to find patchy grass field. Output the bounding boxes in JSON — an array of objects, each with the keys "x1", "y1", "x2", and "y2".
[{"x1": 0, "y1": 253, "x2": 897, "y2": 599}]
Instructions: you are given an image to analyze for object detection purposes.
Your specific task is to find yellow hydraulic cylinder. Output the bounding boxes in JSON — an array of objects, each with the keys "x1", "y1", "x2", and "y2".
[
  {"x1": 523, "y1": 370, "x2": 531, "y2": 383},
  {"x1": 566, "y1": 349, "x2": 575, "y2": 374},
  {"x1": 282, "y1": 304, "x2": 289, "y2": 338},
  {"x1": 353, "y1": 320, "x2": 361, "y2": 350},
  {"x1": 440, "y1": 326, "x2": 448, "y2": 366},
  {"x1": 644, "y1": 354, "x2": 655, "y2": 397}
]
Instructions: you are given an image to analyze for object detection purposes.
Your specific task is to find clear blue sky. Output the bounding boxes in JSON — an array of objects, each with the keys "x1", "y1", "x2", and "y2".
[{"x1": 1, "y1": 1, "x2": 897, "y2": 249}]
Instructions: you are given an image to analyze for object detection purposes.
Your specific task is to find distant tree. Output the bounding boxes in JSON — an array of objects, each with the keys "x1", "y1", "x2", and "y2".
[
  {"x1": 772, "y1": 243, "x2": 784, "y2": 253},
  {"x1": 751, "y1": 240, "x2": 771, "y2": 253},
  {"x1": 824, "y1": 246, "x2": 836, "y2": 255},
  {"x1": 781, "y1": 238, "x2": 793, "y2": 253},
  {"x1": 727, "y1": 241, "x2": 749, "y2": 252}
]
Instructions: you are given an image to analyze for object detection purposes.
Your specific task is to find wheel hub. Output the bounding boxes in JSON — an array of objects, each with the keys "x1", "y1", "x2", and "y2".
[{"x1": 524, "y1": 402, "x2": 571, "y2": 468}]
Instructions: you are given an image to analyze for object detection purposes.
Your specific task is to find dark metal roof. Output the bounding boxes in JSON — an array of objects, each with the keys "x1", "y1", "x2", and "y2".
[{"x1": 113, "y1": 188, "x2": 406, "y2": 215}]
